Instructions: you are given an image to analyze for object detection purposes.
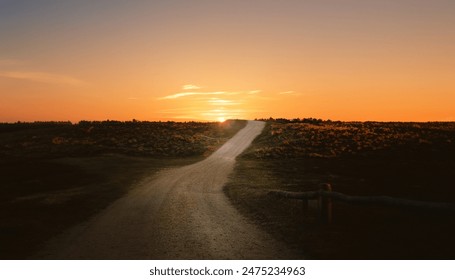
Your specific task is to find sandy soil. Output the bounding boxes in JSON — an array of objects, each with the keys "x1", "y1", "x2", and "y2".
[{"x1": 34, "y1": 121, "x2": 301, "y2": 259}]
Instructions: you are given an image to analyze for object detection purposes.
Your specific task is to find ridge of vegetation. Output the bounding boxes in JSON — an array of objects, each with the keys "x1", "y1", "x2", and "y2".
[
  {"x1": 0, "y1": 120, "x2": 246, "y2": 259},
  {"x1": 225, "y1": 118, "x2": 455, "y2": 259}
]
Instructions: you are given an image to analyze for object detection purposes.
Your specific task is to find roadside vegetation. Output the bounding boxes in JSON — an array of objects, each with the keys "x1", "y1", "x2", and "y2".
[
  {"x1": 225, "y1": 118, "x2": 455, "y2": 259},
  {"x1": 0, "y1": 120, "x2": 246, "y2": 259},
  {"x1": 0, "y1": 120, "x2": 246, "y2": 158}
]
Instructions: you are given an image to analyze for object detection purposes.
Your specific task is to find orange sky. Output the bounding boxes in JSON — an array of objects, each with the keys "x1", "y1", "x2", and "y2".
[{"x1": 1, "y1": 0, "x2": 454, "y2": 122}]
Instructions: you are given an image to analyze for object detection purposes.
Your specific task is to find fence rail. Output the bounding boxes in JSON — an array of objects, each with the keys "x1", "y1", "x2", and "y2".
[{"x1": 268, "y1": 183, "x2": 455, "y2": 223}]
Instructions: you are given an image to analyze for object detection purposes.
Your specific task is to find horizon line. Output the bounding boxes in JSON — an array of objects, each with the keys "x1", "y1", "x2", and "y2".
[{"x1": 1, "y1": 118, "x2": 454, "y2": 124}]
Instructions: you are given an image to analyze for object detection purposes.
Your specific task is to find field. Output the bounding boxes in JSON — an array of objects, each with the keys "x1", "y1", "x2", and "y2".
[
  {"x1": 0, "y1": 120, "x2": 247, "y2": 159},
  {"x1": 225, "y1": 119, "x2": 455, "y2": 259},
  {"x1": 2, "y1": 118, "x2": 455, "y2": 259},
  {"x1": 0, "y1": 120, "x2": 246, "y2": 259}
]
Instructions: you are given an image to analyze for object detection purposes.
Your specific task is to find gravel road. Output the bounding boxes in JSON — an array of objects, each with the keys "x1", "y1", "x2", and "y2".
[{"x1": 35, "y1": 121, "x2": 300, "y2": 259}]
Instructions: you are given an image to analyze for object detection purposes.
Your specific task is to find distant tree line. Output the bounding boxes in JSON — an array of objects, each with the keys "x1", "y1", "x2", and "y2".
[{"x1": 255, "y1": 117, "x2": 334, "y2": 125}]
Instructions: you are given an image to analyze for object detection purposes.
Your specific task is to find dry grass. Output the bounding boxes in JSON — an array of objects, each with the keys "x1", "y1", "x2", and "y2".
[
  {"x1": 225, "y1": 120, "x2": 455, "y2": 259},
  {"x1": 0, "y1": 120, "x2": 246, "y2": 259}
]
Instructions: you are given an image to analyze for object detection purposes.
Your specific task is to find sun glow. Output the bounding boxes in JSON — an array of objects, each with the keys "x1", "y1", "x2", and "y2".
[{"x1": 217, "y1": 116, "x2": 226, "y2": 122}]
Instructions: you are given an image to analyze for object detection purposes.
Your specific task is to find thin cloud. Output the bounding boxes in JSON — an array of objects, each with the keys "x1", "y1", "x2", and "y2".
[
  {"x1": 158, "y1": 89, "x2": 262, "y2": 100},
  {"x1": 158, "y1": 106, "x2": 262, "y2": 119},
  {"x1": 182, "y1": 84, "x2": 201, "y2": 90},
  {"x1": 207, "y1": 98, "x2": 243, "y2": 106},
  {"x1": 201, "y1": 110, "x2": 244, "y2": 117},
  {"x1": 0, "y1": 71, "x2": 85, "y2": 86},
  {"x1": 158, "y1": 91, "x2": 227, "y2": 100}
]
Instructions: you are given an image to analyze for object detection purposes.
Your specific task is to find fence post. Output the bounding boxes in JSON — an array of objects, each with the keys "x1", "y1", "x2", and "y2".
[
  {"x1": 319, "y1": 183, "x2": 333, "y2": 224},
  {"x1": 302, "y1": 198, "x2": 308, "y2": 214}
]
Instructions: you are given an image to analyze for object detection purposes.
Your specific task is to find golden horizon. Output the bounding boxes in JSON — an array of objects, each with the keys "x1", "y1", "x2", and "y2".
[{"x1": 1, "y1": 1, "x2": 454, "y2": 122}]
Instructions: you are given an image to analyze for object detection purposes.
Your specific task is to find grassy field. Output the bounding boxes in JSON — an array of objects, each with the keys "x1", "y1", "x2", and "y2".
[
  {"x1": 2, "y1": 118, "x2": 454, "y2": 259},
  {"x1": 0, "y1": 120, "x2": 246, "y2": 259},
  {"x1": 225, "y1": 119, "x2": 455, "y2": 259}
]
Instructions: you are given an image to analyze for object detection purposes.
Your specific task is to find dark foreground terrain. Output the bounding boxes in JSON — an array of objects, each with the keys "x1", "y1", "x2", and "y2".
[
  {"x1": 0, "y1": 120, "x2": 246, "y2": 259},
  {"x1": 225, "y1": 119, "x2": 455, "y2": 259},
  {"x1": 2, "y1": 118, "x2": 454, "y2": 259},
  {"x1": 31, "y1": 121, "x2": 295, "y2": 260}
]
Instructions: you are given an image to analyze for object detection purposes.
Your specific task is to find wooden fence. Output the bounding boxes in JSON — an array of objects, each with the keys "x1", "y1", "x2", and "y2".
[{"x1": 268, "y1": 183, "x2": 455, "y2": 224}]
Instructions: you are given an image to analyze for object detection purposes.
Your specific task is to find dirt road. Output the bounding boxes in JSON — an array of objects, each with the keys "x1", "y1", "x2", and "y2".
[{"x1": 35, "y1": 120, "x2": 300, "y2": 259}]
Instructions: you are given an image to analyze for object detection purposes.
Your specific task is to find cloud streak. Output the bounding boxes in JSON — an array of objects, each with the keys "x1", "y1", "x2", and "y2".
[
  {"x1": 207, "y1": 98, "x2": 243, "y2": 106},
  {"x1": 0, "y1": 71, "x2": 85, "y2": 86},
  {"x1": 182, "y1": 84, "x2": 201, "y2": 90},
  {"x1": 158, "y1": 89, "x2": 262, "y2": 100},
  {"x1": 156, "y1": 86, "x2": 264, "y2": 120},
  {"x1": 158, "y1": 91, "x2": 227, "y2": 100}
]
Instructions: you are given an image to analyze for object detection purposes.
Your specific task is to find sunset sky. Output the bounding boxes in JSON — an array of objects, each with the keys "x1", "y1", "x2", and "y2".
[{"x1": 1, "y1": 0, "x2": 454, "y2": 122}]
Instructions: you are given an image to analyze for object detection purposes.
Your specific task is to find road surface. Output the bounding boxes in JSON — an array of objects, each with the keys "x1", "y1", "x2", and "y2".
[{"x1": 35, "y1": 120, "x2": 300, "y2": 259}]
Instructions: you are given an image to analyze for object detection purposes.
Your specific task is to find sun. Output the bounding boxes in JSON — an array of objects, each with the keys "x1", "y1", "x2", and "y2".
[{"x1": 217, "y1": 116, "x2": 226, "y2": 122}]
